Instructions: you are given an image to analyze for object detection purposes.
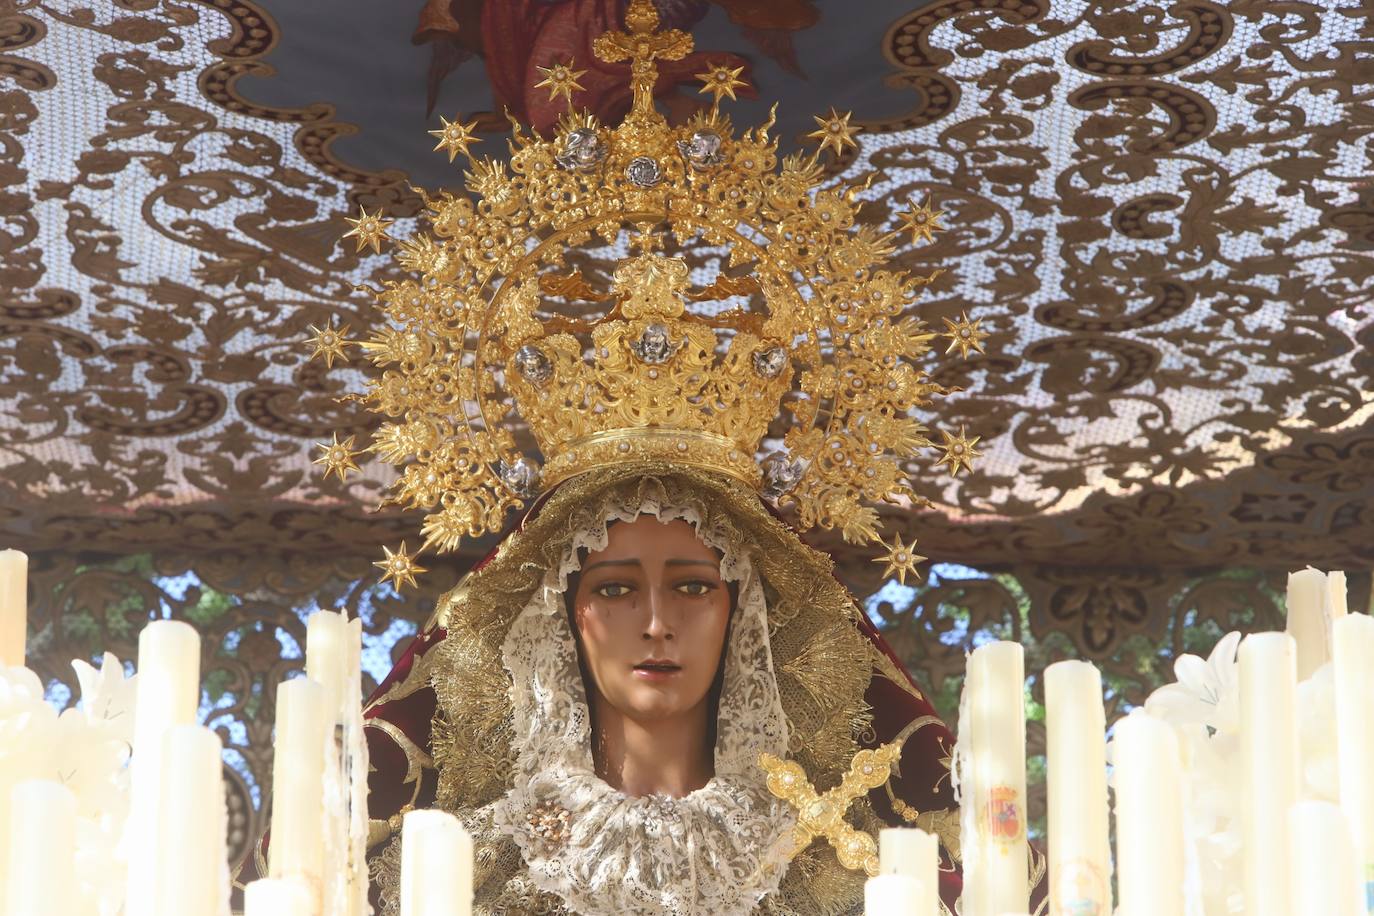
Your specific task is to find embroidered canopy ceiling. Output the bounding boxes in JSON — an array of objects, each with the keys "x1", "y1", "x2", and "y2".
[{"x1": 2, "y1": 0, "x2": 1371, "y2": 577}]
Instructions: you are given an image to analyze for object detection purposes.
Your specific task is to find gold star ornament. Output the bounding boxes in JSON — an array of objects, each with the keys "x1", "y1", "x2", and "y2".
[
  {"x1": 935, "y1": 426, "x2": 982, "y2": 476},
  {"x1": 535, "y1": 61, "x2": 587, "y2": 105},
  {"x1": 759, "y1": 742, "x2": 903, "y2": 876},
  {"x1": 428, "y1": 114, "x2": 481, "y2": 162},
  {"x1": 696, "y1": 61, "x2": 748, "y2": 105},
  {"x1": 342, "y1": 206, "x2": 394, "y2": 255},
  {"x1": 941, "y1": 311, "x2": 987, "y2": 359},
  {"x1": 899, "y1": 197, "x2": 946, "y2": 245},
  {"x1": 314, "y1": 432, "x2": 362, "y2": 481},
  {"x1": 306, "y1": 320, "x2": 352, "y2": 368},
  {"x1": 873, "y1": 532, "x2": 927, "y2": 585},
  {"x1": 374, "y1": 542, "x2": 427, "y2": 592},
  {"x1": 807, "y1": 108, "x2": 859, "y2": 159}
]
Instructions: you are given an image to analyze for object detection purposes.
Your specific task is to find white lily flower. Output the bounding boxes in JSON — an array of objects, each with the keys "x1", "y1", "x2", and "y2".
[
  {"x1": 1144, "y1": 631, "x2": 1242, "y2": 734},
  {"x1": 0, "y1": 658, "x2": 136, "y2": 915},
  {"x1": 71, "y1": 652, "x2": 137, "y2": 743}
]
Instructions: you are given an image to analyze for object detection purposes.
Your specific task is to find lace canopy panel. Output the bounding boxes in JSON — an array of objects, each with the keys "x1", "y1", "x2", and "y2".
[{"x1": 0, "y1": 0, "x2": 1369, "y2": 571}]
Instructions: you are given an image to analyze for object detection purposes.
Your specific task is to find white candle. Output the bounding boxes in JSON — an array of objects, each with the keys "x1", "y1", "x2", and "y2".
[
  {"x1": 1333, "y1": 613, "x2": 1374, "y2": 905},
  {"x1": 401, "y1": 809, "x2": 473, "y2": 916},
  {"x1": 1044, "y1": 660, "x2": 1111, "y2": 916},
  {"x1": 1287, "y1": 568, "x2": 1330, "y2": 680},
  {"x1": 1112, "y1": 711, "x2": 1185, "y2": 916},
  {"x1": 126, "y1": 619, "x2": 202, "y2": 916},
  {"x1": 1289, "y1": 801, "x2": 1363, "y2": 916},
  {"x1": 878, "y1": 829, "x2": 938, "y2": 915},
  {"x1": 961, "y1": 641, "x2": 1029, "y2": 916},
  {"x1": 244, "y1": 877, "x2": 314, "y2": 916},
  {"x1": 863, "y1": 874, "x2": 924, "y2": 915},
  {"x1": 1329, "y1": 571, "x2": 1350, "y2": 620},
  {"x1": 1239, "y1": 632, "x2": 1300, "y2": 916},
  {"x1": 305, "y1": 611, "x2": 350, "y2": 725},
  {"x1": 152, "y1": 725, "x2": 227, "y2": 916},
  {"x1": 880, "y1": 826, "x2": 937, "y2": 877},
  {"x1": 269, "y1": 677, "x2": 330, "y2": 897},
  {"x1": 5, "y1": 780, "x2": 76, "y2": 916},
  {"x1": 0, "y1": 548, "x2": 27, "y2": 667}
]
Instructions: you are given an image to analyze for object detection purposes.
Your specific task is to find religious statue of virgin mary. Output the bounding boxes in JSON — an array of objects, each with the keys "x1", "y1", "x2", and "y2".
[{"x1": 249, "y1": 2, "x2": 1024, "y2": 911}]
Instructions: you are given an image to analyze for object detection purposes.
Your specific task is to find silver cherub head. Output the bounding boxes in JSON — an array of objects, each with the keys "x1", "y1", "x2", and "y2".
[{"x1": 556, "y1": 127, "x2": 607, "y2": 173}]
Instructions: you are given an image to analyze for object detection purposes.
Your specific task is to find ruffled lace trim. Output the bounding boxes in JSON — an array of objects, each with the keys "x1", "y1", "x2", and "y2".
[{"x1": 487, "y1": 481, "x2": 796, "y2": 916}]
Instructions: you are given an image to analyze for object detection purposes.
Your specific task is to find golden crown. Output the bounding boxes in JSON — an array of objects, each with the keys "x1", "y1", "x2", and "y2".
[{"x1": 309, "y1": 0, "x2": 987, "y2": 590}]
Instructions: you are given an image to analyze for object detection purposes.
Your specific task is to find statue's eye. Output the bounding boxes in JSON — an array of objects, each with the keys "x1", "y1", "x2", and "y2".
[
  {"x1": 676, "y1": 581, "x2": 714, "y2": 597},
  {"x1": 595, "y1": 582, "x2": 631, "y2": 598}
]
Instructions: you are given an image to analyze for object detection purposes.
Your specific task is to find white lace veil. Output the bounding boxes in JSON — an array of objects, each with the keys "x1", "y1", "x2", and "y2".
[{"x1": 486, "y1": 479, "x2": 797, "y2": 916}]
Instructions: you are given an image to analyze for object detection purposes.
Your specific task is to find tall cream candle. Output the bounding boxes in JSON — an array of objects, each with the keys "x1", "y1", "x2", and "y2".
[
  {"x1": 401, "y1": 809, "x2": 473, "y2": 916},
  {"x1": 244, "y1": 878, "x2": 314, "y2": 916},
  {"x1": 269, "y1": 677, "x2": 330, "y2": 898},
  {"x1": 1289, "y1": 801, "x2": 1362, "y2": 916},
  {"x1": 961, "y1": 641, "x2": 1029, "y2": 916},
  {"x1": 1329, "y1": 571, "x2": 1350, "y2": 621},
  {"x1": 878, "y1": 829, "x2": 939, "y2": 916},
  {"x1": 126, "y1": 619, "x2": 202, "y2": 916},
  {"x1": 863, "y1": 874, "x2": 924, "y2": 915},
  {"x1": 152, "y1": 725, "x2": 227, "y2": 916},
  {"x1": 5, "y1": 780, "x2": 76, "y2": 916},
  {"x1": 1287, "y1": 568, "x2": 1329, "y2": 681},
  {"x1": 1044, "y1": 660, "x2": 1111, "y2": 916},
  {"x1": 1333, "y1": 613, "x2": 1374, "y2": 906},
  {"x1": 0, "y1": 548, "x2": 27, "y2": 667},
  {"x1": 1112, "y1": 711, "x2": 1184, "y2": 916},
  {"x1": 305, "y1": 611, "x2": 350, "y2": 725},
  {"x1": 1239, "y1": 632, "x2": 1300, "y2": 916}
]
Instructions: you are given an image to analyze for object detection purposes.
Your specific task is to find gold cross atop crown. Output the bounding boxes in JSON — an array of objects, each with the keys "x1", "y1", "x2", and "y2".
[{"x1": 593, "y1": 0, "x2": 693, "y2": 133}]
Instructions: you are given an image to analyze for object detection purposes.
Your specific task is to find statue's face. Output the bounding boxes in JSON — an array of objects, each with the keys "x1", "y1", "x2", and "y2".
[{"x1": 571, "y1": 516, "x2": 731, "y2": 725}]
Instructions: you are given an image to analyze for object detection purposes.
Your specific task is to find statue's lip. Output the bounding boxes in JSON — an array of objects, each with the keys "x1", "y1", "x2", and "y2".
[{"x1": 633, "y1": 658, "x2": 681, "y2": 670}]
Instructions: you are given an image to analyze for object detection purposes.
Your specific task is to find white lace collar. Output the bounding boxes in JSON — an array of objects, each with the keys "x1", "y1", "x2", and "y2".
[{"x1": 486, "y1": 485, "x2": 797, "y2": 916}]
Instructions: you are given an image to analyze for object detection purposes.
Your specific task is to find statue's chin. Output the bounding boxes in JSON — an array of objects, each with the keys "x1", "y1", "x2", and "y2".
[{"x1": 613, "y1": 683, "x2": 706, "y2": 724}]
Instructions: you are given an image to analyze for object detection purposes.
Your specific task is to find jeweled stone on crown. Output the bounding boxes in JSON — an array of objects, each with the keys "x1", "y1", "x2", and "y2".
[
  {"x1": 626, "y1": 156, "x2": 663, "y2": 188},
  {"x1": 499, "y1": 458, "x2": 542, "y2": 499}
]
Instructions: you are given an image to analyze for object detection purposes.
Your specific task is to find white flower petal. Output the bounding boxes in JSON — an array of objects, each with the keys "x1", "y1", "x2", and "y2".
[{"x1": 1174, "y1": 653, "x2": 1215, "y2": 696}]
